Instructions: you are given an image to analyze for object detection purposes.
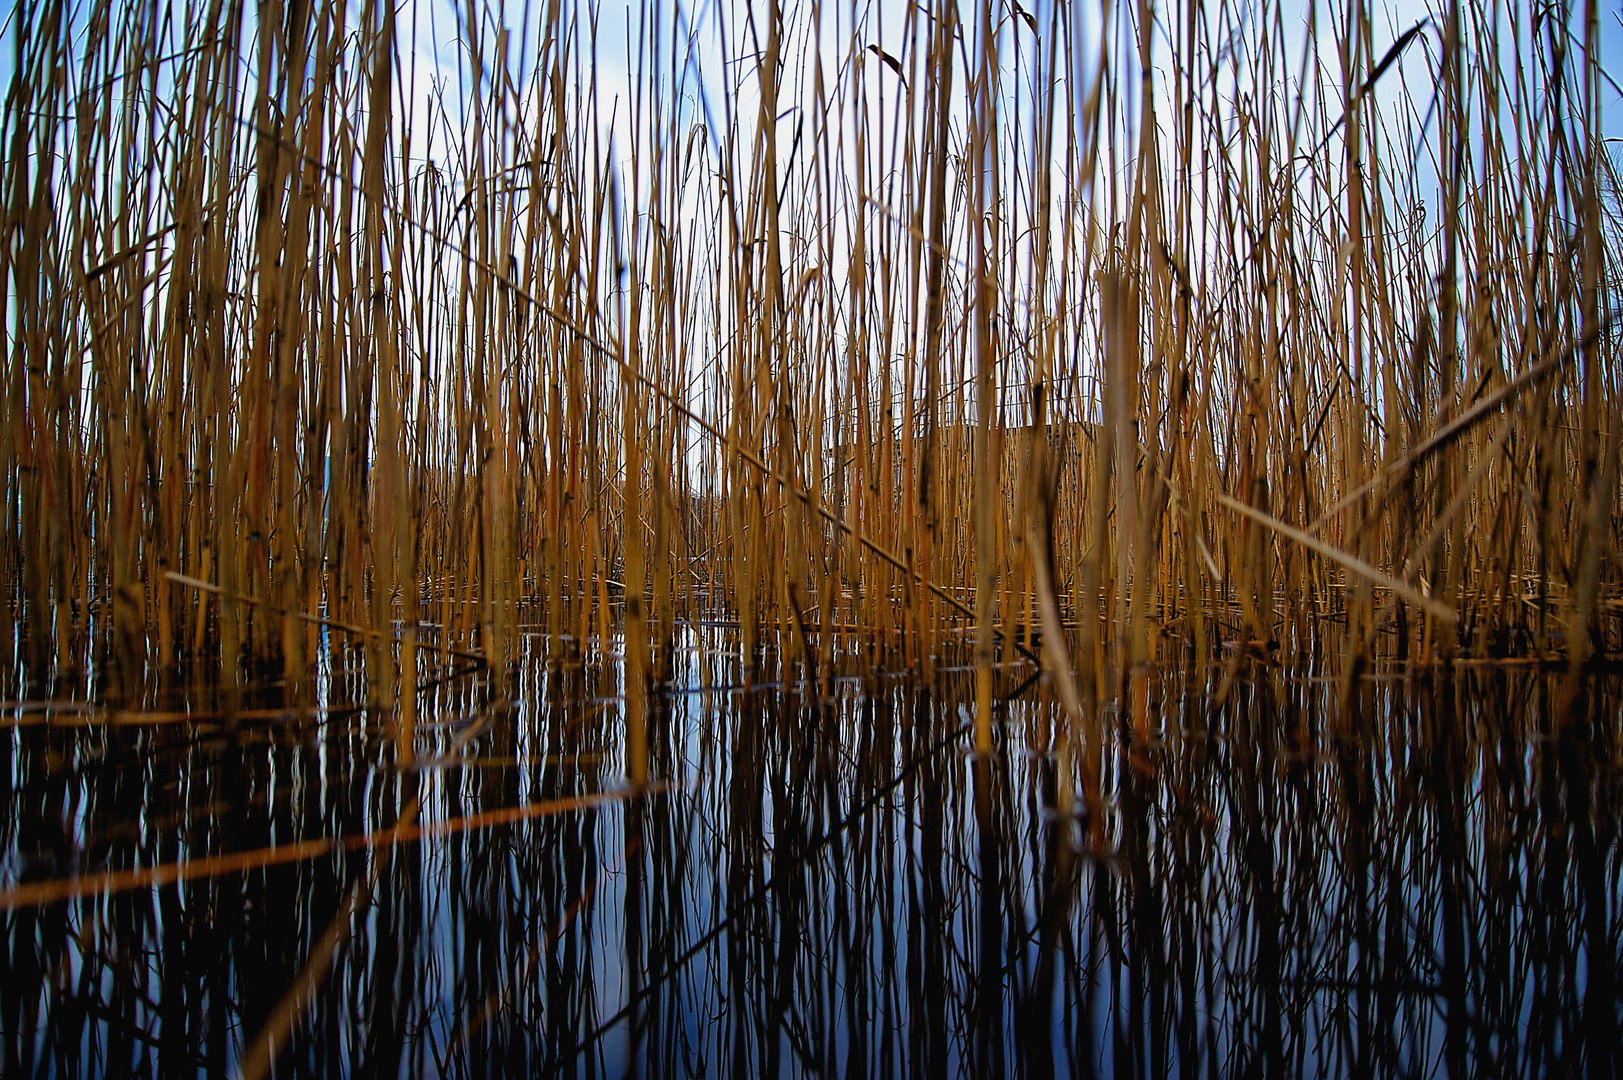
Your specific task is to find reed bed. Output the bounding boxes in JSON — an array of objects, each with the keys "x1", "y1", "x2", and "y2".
[
  {"x1": 3, "y1": 0, "x2": 1621, "y2": 768},
  {"x1": 6, "y1": 3, "x2": 1623, "y2": 1070}
]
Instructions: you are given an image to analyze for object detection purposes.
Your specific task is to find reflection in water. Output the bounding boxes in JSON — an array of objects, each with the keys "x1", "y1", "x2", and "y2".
[{"x1": 2, "y1": 629, "x2": 1619, "y2": 1077}]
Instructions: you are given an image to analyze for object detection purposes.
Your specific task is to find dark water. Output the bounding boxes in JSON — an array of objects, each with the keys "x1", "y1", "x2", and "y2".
[{"x1": 3, "y1": 627, "x2": 1620, "y2": 1078}]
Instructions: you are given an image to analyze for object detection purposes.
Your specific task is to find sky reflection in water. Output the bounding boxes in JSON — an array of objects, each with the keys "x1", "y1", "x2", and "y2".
[{"x1": 2, "y1": 627, "x2": 1619, "y2": 1078}]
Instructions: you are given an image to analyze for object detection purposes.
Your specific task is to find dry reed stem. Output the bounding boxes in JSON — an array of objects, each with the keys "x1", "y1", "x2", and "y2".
[
  {"x1": 0, "y1": 0, "x2": 1617, "y2": 760},
  {"x1": 0, "y1": 788, "x2": 644, "y2": 911}
]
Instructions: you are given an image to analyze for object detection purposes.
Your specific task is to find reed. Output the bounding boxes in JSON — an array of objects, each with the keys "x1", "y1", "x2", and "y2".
[{"x1": 3, "y1": 0, "x2": 1619, "y2": 781}]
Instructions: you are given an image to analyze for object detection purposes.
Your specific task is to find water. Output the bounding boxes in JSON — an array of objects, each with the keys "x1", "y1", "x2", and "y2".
[{"x1": 2, "y1": 627, "x2": 1619, "y2": 1078}]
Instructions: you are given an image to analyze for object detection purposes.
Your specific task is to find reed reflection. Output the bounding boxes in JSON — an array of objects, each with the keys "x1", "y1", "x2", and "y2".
[{"x1": 2, "y1": 633, "x2": 1619, "y2": 1078}]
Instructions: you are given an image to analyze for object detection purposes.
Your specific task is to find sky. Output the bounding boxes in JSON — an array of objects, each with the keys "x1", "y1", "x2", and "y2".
[
  {"x1": 3, "y1": 0, "x2": 1619, "y2": 218},
  {"x1": 3, "y1": 0, "x2": 1620, "y2": 409},
  {"x1": 377, "y1": 0, "x2": 1623, "y2": 161}
]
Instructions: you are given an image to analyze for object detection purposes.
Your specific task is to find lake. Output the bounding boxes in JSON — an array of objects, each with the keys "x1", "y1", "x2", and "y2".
[{"x1": 3, "y1": 627, "x2": 1617, "y2": 1078}]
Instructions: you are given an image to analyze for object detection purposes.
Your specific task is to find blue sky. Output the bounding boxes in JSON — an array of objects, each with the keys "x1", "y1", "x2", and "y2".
[{"x1": 2, "y1": 0, "x2": 1616, "y2": 193}]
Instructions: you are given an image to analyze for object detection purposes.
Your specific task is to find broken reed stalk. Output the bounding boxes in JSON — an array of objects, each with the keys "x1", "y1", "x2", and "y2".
[
  {"x1": 2, "y1": 0, "x2": 1619, "y2": 794},
  {"x1": 0, "y1": 787, "x2": 639, "y2": 911}
]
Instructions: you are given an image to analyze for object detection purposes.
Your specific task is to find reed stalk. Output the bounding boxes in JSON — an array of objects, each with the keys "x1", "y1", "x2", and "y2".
[{"x1": 0, "y1": 0, "x2": 1617, "y2": 800}]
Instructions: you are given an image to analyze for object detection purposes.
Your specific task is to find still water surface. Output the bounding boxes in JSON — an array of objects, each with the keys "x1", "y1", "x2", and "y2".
[{"x1": 2, "y1": 627, "x2": 1619, "y2": 1077}]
